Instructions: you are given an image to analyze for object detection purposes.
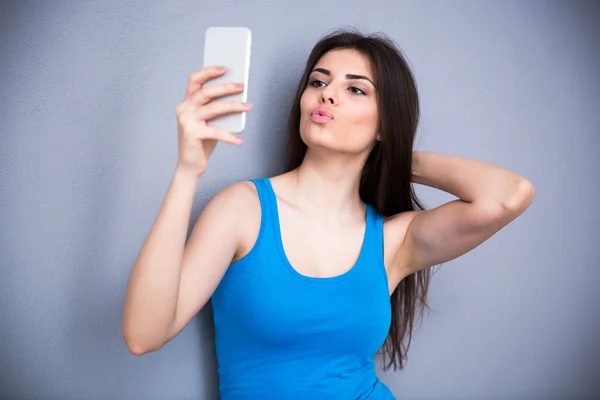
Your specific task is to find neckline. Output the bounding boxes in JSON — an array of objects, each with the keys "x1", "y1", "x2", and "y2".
[{"x1": 264, "y1": 178, "x2": 371, "y2": 284}]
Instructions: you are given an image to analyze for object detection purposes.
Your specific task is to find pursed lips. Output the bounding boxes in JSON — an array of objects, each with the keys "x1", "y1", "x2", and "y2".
[{"x1": 310, "y1": 106, "x2": 334, "y2": 124}]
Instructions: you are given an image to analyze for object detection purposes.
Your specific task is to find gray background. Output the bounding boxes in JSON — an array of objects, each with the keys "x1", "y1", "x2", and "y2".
[{"x1": 1, "y1": 0, "x2": 599, "y2": 399}]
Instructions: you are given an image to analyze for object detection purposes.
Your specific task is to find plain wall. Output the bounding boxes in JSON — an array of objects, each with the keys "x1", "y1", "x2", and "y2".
[{"x1": 1, "y1": 1, "x2": 599, "y2": 399}]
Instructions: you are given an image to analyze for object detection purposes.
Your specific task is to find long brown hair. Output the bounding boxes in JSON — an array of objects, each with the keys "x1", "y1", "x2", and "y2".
[{"x1": 284, "y1": 28, "x2": 433, "y2": 370}]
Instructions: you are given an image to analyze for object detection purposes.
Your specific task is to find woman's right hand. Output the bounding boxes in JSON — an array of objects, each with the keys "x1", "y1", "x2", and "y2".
[{"x1": 175, "y1": 66, "x2": 253, "y2": 177}]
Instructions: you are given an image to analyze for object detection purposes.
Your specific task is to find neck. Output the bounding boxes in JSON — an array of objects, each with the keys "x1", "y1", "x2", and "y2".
[{"x1": 286, "y1": 148, "x2": 369, "y2": 220}]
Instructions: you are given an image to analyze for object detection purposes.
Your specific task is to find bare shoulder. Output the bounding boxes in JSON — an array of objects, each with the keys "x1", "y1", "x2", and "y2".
[
  {"x1": 209, "y1": 180, "x2": 260, "y2": 221},
  {"x1": 194, "y1": 180, "x2": 259, "y2": 244},
  {"x1": 209, "y1": 180, "x2": 258, "y2": 209},
  {"x1": 209, "y1": 180, "x2": 261, "y2": 262}
]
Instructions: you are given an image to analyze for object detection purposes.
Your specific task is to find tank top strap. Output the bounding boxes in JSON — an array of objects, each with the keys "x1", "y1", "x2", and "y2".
[
  {"x1": 250, "y1": 178, "x2": 277, "y2": 240},
  {"x1": 364, "y1": 204, "x2": 387, "y2": 277}
]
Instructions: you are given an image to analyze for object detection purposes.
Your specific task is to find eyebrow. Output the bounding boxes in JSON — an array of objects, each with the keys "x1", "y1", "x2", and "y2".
[{"x1": 311, "y1": 68, "x2": 375, "y2": 87}]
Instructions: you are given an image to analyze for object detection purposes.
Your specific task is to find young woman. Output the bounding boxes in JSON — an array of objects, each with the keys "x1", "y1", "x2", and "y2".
[{"x1": 122, "y1": 30, "x2": 535, "y2": 399}]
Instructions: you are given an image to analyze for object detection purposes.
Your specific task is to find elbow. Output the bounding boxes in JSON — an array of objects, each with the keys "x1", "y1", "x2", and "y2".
[
  {"x1": 122, "y1": 328, "x2": 164, "y2": 356},
  {"x1": 125, "y1": 342, "x2": 156, "y2": 357},
  {"x1": 476, "y1": 178, "x2": 535, "y2": 222},
  {"x1": 123, "y1": 336, "x2": 162, "y2": 356},
  {"x1": 125, "y1": 344, "x2": 150, "y2": 356},
  {"x1": 501, "y1": 178, "x2": 536, "y2": 215}
]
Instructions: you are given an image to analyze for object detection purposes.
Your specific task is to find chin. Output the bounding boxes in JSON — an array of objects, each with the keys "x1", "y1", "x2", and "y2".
[
  {"x1": 301, "y1": 131, "x2": 369, "y2": 157},
  {"x1": 299, "y1": 117, "x2": 377, "y2": 155},
  {"x1": 299, "y1": 120, "x2": 335, "y2": 147}
]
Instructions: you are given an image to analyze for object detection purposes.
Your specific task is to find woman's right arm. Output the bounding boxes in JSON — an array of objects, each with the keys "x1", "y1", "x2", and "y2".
[{"x1": 121, "y1": 66, "x2": 253, "y2": 355}]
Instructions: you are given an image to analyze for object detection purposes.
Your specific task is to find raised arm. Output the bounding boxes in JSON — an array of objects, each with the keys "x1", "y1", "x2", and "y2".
[
  {"x1": 391, "y1": 151, "x2": 535, "y2": 276},
  {"x1": 121, "y1": 66, "x2": 253, "y2": 354}
]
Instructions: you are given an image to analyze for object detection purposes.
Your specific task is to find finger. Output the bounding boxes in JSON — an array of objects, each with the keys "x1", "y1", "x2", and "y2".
[
  {"x1": 177, "y1": 82, "x2": 244, "y2": 115},
  {"x1": 189, "y1": 82, "x2": 245, "y2": 107},
  {"x1": 194, "y1": 101, "x2": 253, "y2": 122},
  {"x1": 184, "y1": 66, "x2": 227, "y2": 100},
  {"x1": 203, "y1": 127, "x2": 244, "y2": 145}
]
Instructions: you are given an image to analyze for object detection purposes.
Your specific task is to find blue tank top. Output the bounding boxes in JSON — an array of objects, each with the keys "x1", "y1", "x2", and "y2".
[{"x1": 211, "y1": 178, "x2": 395, "y2": 399}]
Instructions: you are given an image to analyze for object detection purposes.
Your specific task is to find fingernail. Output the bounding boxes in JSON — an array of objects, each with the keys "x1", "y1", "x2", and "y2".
[
  {"x1": 244, "y1": 102, "x2": 253, "y2": 109},
  {"x1": 234, "y1": 83, "x2": 245, "y2": 88}
]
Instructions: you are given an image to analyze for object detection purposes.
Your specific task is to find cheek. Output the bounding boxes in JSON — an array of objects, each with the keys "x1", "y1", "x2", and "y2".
[
  {"x1": 360, "y1": 108, "x2": 378, "y2": 126},
  {"x1": 299, "y1": 90, "x2": 311, "y2": 112},
  {"x1": 347, "y1": 106, "x2": 378, "y2": 138}
]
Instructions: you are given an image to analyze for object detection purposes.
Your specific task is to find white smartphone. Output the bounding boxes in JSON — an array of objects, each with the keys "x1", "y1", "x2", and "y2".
[{"x1": 203, "y1": 27, "x2": 252, "y2": 134}]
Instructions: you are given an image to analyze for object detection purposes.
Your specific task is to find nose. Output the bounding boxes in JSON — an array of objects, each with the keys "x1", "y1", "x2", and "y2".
[{"x1": 320, "y1": 86, "x2": 337, "y2": 105}]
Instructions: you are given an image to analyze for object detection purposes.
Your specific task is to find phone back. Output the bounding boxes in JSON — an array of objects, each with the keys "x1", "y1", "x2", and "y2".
[{"x1": 203, "y1": 27, "x2": 252, "y2": 133}]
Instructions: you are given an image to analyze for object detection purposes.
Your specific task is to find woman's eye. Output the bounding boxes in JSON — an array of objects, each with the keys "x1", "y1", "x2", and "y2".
[
  {"x1": 349, "y1": 87, "x2": 365, "y2": 95},
  {"x1": 308, "y1": 79, "x2": 365, "y2": 96}
]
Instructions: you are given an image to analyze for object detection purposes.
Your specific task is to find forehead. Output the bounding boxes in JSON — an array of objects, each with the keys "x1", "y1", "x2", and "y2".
[{"x1": 314, "y1": 48, "x2": 373, "y2": 78}]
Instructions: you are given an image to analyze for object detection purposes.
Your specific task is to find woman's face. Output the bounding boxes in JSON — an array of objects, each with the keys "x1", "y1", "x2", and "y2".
[{"x1": 299, "y1": 48, "x2": 379, "y2": 156}]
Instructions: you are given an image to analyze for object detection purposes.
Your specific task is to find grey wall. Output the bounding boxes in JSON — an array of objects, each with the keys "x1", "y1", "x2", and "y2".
[{"x1": 1, "y1": 1, "x2": 598, "y2": 399}]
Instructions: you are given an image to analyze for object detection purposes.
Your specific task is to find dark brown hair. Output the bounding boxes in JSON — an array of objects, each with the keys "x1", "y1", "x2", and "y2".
[{"x1": 285, "y1": 28, "x2": 433, "y2": 370}]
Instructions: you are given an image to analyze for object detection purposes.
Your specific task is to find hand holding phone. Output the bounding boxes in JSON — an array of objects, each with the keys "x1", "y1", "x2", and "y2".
[
  {"x1": 173, "y1": 27, "x2": 252, "y2": 178},
  {"x1": 175, "y1": 66, "x2": 253, "y2": 178}
]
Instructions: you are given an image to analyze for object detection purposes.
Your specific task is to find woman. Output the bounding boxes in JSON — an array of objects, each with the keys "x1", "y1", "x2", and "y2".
[{"x1": 122, "y1": 29, "x2": 535, "y2": 399}]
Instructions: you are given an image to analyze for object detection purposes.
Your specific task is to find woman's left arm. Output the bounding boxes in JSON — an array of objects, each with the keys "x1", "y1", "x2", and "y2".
[{"x1": 397, "y1": 151, "x2": 536, "y2": 274}]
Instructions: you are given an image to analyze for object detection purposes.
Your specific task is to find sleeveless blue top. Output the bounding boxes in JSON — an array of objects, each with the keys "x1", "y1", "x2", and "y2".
[{"x1": 211, "y1": 178, "x2": 395, "y2": 399}]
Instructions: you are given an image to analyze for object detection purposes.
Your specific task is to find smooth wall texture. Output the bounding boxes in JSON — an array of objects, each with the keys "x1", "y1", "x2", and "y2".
[{"x1": 1, "y1": 1, "x2": 599, "y2": 399}]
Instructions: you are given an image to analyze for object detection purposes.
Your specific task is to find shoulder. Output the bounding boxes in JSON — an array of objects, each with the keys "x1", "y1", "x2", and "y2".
[
  {"x1": 209, "y1": 180, "x2": 258, "y2": 208},
  {"x1": 208, "y1": 180, "x2": 263, "y2": 260},
  {"x1": 201, "y1": 180, "x2": 260, "y2": 228}
]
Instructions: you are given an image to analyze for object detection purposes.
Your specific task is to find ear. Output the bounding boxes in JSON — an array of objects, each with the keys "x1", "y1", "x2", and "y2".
[{"x1": 376, "y1": 133, "x2": 382, "y2": 141}]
